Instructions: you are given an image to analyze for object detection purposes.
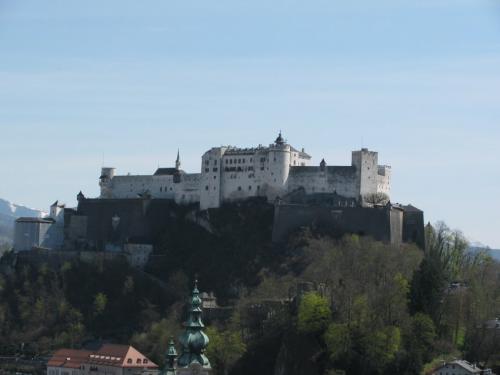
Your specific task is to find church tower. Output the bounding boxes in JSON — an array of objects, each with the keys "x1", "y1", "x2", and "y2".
[
  {"x1": 176, "y1": 280, "x2": 212, "y2": 375},
  {"x1": 175, "y1": 150, "x2": 181, "y2": 171}
]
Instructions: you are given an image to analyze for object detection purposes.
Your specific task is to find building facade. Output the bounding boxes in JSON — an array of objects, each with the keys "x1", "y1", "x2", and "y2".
[
  {"x1": 98, "y1": 133, "x2": 391, "y2": 210},
  {"x1": 431, "y1": 360, "x2": 494, "y2": 375},
  {"x1": 46, "y1": 344, "x2": 159, "y2": 375},
  {"x1": 13, "y1": 201, "x2": 65, "y2": 252}
]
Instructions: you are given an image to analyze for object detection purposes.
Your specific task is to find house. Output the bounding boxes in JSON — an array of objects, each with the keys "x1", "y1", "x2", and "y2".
[
  {"x1": 431, "y1": 360, "x2": 494, "y2": 375},
  {"x1": 47, "y1": 344, "x2": 159, "y2": 375}
]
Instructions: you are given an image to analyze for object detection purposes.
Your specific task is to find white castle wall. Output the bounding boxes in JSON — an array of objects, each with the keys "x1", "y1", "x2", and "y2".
[
  {"x1": 98, "y1": 135, "x2": 390, "y2": 210},
  {"x1": 377, "y1": 165, "x2": 391, "y2": 195}
]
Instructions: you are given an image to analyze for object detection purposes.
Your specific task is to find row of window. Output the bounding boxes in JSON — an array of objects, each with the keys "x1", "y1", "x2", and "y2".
[
  {"x1": 225, "y1": 157, "x2": 254, "y2": 165},
  {"x1": 236, "y1": 185, "x2": 261, "y2": 191},
  {"x1": 224, "y1": 166, "x2": 255, "y2": 172}
]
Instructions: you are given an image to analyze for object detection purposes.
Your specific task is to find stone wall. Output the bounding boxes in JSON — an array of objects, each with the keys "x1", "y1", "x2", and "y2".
[{"x1": 272, "y1": 203, "x2": 403, "y2": 244}]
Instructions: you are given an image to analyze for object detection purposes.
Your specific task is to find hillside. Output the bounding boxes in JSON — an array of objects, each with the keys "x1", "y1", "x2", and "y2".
[
  {"x1": 0, "y1": 203, "x2": 499, "y2": 375},
  {"x1": 0, "y1": 198, "x2": 46, "y2": 245}
]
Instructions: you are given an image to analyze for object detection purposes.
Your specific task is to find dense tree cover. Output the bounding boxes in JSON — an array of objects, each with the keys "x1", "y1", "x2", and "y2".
[
  {"x1": 0, "y1": 204, "x2": 499, "y2": 375},
  {"x1": 146, "y1": 199, "x2": 277, "y2": 302},
  {"x1": 220, "y1": 228, "x2": 500, "y2": 375},
  {"x1": 0, "y1": 258, "x2": 172, "y2": 356}
]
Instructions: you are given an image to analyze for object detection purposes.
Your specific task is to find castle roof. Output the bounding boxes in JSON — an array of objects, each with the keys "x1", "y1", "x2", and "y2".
[
  {"x1": 402, "y1": 204, "x2": 422, "y2": 212},
  {"x1": 16, "y1": 217, "x2": 54, "y2": 224},
  {"x1": 154, "y1": 168, "x2": 185, "y2": 176},
  {"x1": 289, "y1": 165, "x2": 356, "y2": 176},
  {"x1": 290, "y1": 146, "x2": 311, "y2": 159}
]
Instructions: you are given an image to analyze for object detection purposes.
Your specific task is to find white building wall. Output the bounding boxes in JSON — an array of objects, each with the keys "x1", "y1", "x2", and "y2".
[
  {"x1": 352, "y1": 148, "x2": 379, "y2": 202},
  {"x1": 377, "y1": 165, "x2": 391, "y2": 195},
  {"x1": 97, "y1": 142, "x2": 389, "y2": 210},
  {"x1": 199, "y1": 147, "x2": 226, "y2": 210}
]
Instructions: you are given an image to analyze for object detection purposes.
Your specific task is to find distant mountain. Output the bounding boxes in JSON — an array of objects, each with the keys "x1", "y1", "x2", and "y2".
[
  {"x1": 0, "y1": 198, "x2": 46, "y2": 244},
  {"x1": 469, "y1": 244, "x2": 500, "y2": 262}
]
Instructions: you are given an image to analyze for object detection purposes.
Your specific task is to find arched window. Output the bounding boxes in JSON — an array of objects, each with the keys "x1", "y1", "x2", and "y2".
[
  {"x1": 127, "y1": 359, "x2": 132, "y2": 364},
  {"x1": 137, "y1": 359, "x2": 142, "y2": 364}
]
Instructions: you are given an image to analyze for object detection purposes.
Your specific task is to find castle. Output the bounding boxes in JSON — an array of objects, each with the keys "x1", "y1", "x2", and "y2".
[
  {"x1": 99, "y1": 132, "x2": 391, "y2": 210},
  {"x1": 13, "y1": 132, "x2": 425, "y2": 261}
]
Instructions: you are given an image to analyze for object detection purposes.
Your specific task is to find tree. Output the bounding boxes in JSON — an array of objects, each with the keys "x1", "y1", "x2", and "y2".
[
  {"x1": 363, "y1": 192, "x2": 389, "y2": 205},
  {"x1": 297, "y1": 292, "x2": 331, "y2": 335},
  {"x1": 93, "y1": 293, "x2": 107, "y2": 316},
  {"x1": 324, "y1": 323, "x2": 351, "y2": 362},
  {"x1": 205, "y1": 325, "x2": 246, "y2": 375},
  {"x1": 362, "y1": 326, "x2": 401, "y2": 371}
]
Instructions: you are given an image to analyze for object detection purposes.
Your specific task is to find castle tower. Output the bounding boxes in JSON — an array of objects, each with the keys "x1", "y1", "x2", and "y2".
[
  {"x1": 351, "y1": 148, "x2": 378, "y2": 205},
  {"x1": 99, "y1": 167, "x2": 116, "y2": 198},
  {"x1": 267, "y1": 131, "x2": 291, "y2": 200},
  {"x1": 199, "y1": 147, "x2": 225, "y2": 210},
  {"x1": 176, "y1": 280, "x2": 211, "y2": 375}
]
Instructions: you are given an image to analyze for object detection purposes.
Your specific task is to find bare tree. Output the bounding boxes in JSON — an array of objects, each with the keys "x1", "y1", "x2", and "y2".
[{"x1": 363, "y1": 192, "x2": 389, "y2": 205}]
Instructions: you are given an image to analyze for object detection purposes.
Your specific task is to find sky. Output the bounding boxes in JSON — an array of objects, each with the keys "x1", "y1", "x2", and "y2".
[{"x1": 0, "y1": 0, "x2": 499, "y2": 247}]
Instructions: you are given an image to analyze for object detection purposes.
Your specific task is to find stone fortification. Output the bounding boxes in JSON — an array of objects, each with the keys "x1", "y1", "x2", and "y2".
[{"x1": 98, "y1": 133, "x2": 391, "y2": 210}]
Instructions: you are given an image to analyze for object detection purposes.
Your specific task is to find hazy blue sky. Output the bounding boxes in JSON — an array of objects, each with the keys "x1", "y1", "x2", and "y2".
[{"x1": 1, "y1": 0, "x2": 499, "y2": 247}]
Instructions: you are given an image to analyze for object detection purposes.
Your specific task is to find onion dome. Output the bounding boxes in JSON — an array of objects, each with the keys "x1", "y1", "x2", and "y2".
[
  {"x1": 275, "y1": 131, "x2": 285, "y2": 145},
  {"x1": 177, "y1": 280, "x2": 211, "y2": 370}
]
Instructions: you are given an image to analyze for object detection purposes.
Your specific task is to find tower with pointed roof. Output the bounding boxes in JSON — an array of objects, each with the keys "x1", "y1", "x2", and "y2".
[
  {"x1": 175, "y1": 150, "x2": 181, "y2": 171},
  {"x1": 163, "y1": 337, "x2": 178, "y2": 375},
  {"x1": 176, "y1": 280, "x2": 211, "y2": 375}
]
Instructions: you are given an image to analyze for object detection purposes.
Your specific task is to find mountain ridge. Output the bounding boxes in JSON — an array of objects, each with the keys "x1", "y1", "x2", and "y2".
[{"x1": 0, "y1": 198, "x2": 46, "y2": 244}]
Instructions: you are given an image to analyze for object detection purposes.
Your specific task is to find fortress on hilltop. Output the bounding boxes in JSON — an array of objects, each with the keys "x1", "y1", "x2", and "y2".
[
  {"x1": 13, "y1": 132, "x2": 425, "y2": 261},
  {"x1": 99, "y1": 132, "x2": 391, "y2": 210}
]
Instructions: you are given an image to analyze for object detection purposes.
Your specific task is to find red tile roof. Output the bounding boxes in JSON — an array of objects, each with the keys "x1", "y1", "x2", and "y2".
[
  {"x1": 47, "y1": 349, "x2": 93, "y2": 369},
  {"x1": 47, "y1": 345, "x2": 158, "y2": 370}
]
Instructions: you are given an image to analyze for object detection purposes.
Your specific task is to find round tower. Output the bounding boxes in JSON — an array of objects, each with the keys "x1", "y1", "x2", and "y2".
[
  {"x1": 268, "y1": 132, "x2": 291, "y2": 199},
  {"x1": 99, "y1": 167, "x2": 116, "y2": 198}
]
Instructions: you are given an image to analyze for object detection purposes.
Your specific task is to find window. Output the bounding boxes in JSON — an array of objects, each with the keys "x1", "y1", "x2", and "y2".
[
  {"x1": 137, "y1": 359, "x2": 142, "y2": 364},
  {"x1": 205, "y1": 186, "x2": 209, "y2": 191},
  {"x1": 238, "y1": 186, "x2": 242, "y2": 191},
  {"x1": 144, "y1": 359, "x2": 148, "y2": 364},
  {"x1": 205, "y1": 160, "x2": 209, "y2": 165},
  {"x1": 225, "y1": 159, "x2": 228, "y2": 164},
  {"x1": 230, "y1": 159, "x2": 233, "y2": 164},
  {"x1": 213, "y1": 168, "x2": 218, "y2": 172},
  {"x1": 213, "y1": 175, "x2": 217, "y2": 179},
  {"x1": 238, "y1": 159, "x2": 241, "y2": 164},
  {"x1": 127, "y1": 359, "x2": 133, "y2": 364},
  {"x1": 205, "y1": 168, "x2": 209, "y2": 172},
  {"x1": 248, "y1": 186, "x2": 252, "y2": 190}
]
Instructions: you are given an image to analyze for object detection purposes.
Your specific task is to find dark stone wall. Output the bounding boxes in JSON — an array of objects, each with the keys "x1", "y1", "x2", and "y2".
[
  {"x1": 66, "y1": 198, "x2": 192, "y2": 251},
  {"x1": 402, "y1": 209, "x2": 425, "y2": 249},
  {"x1": 272, "y1": 203, "x2": 400, "y2": 244}
]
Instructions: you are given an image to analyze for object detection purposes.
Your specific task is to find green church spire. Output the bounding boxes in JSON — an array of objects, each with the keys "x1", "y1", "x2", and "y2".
[
  {"x1": 163, "y1": 337, "x2": 177, "y2": 375},
  {"x1": 177, "y1": 280, "x2": 211, "y2": 373}
]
